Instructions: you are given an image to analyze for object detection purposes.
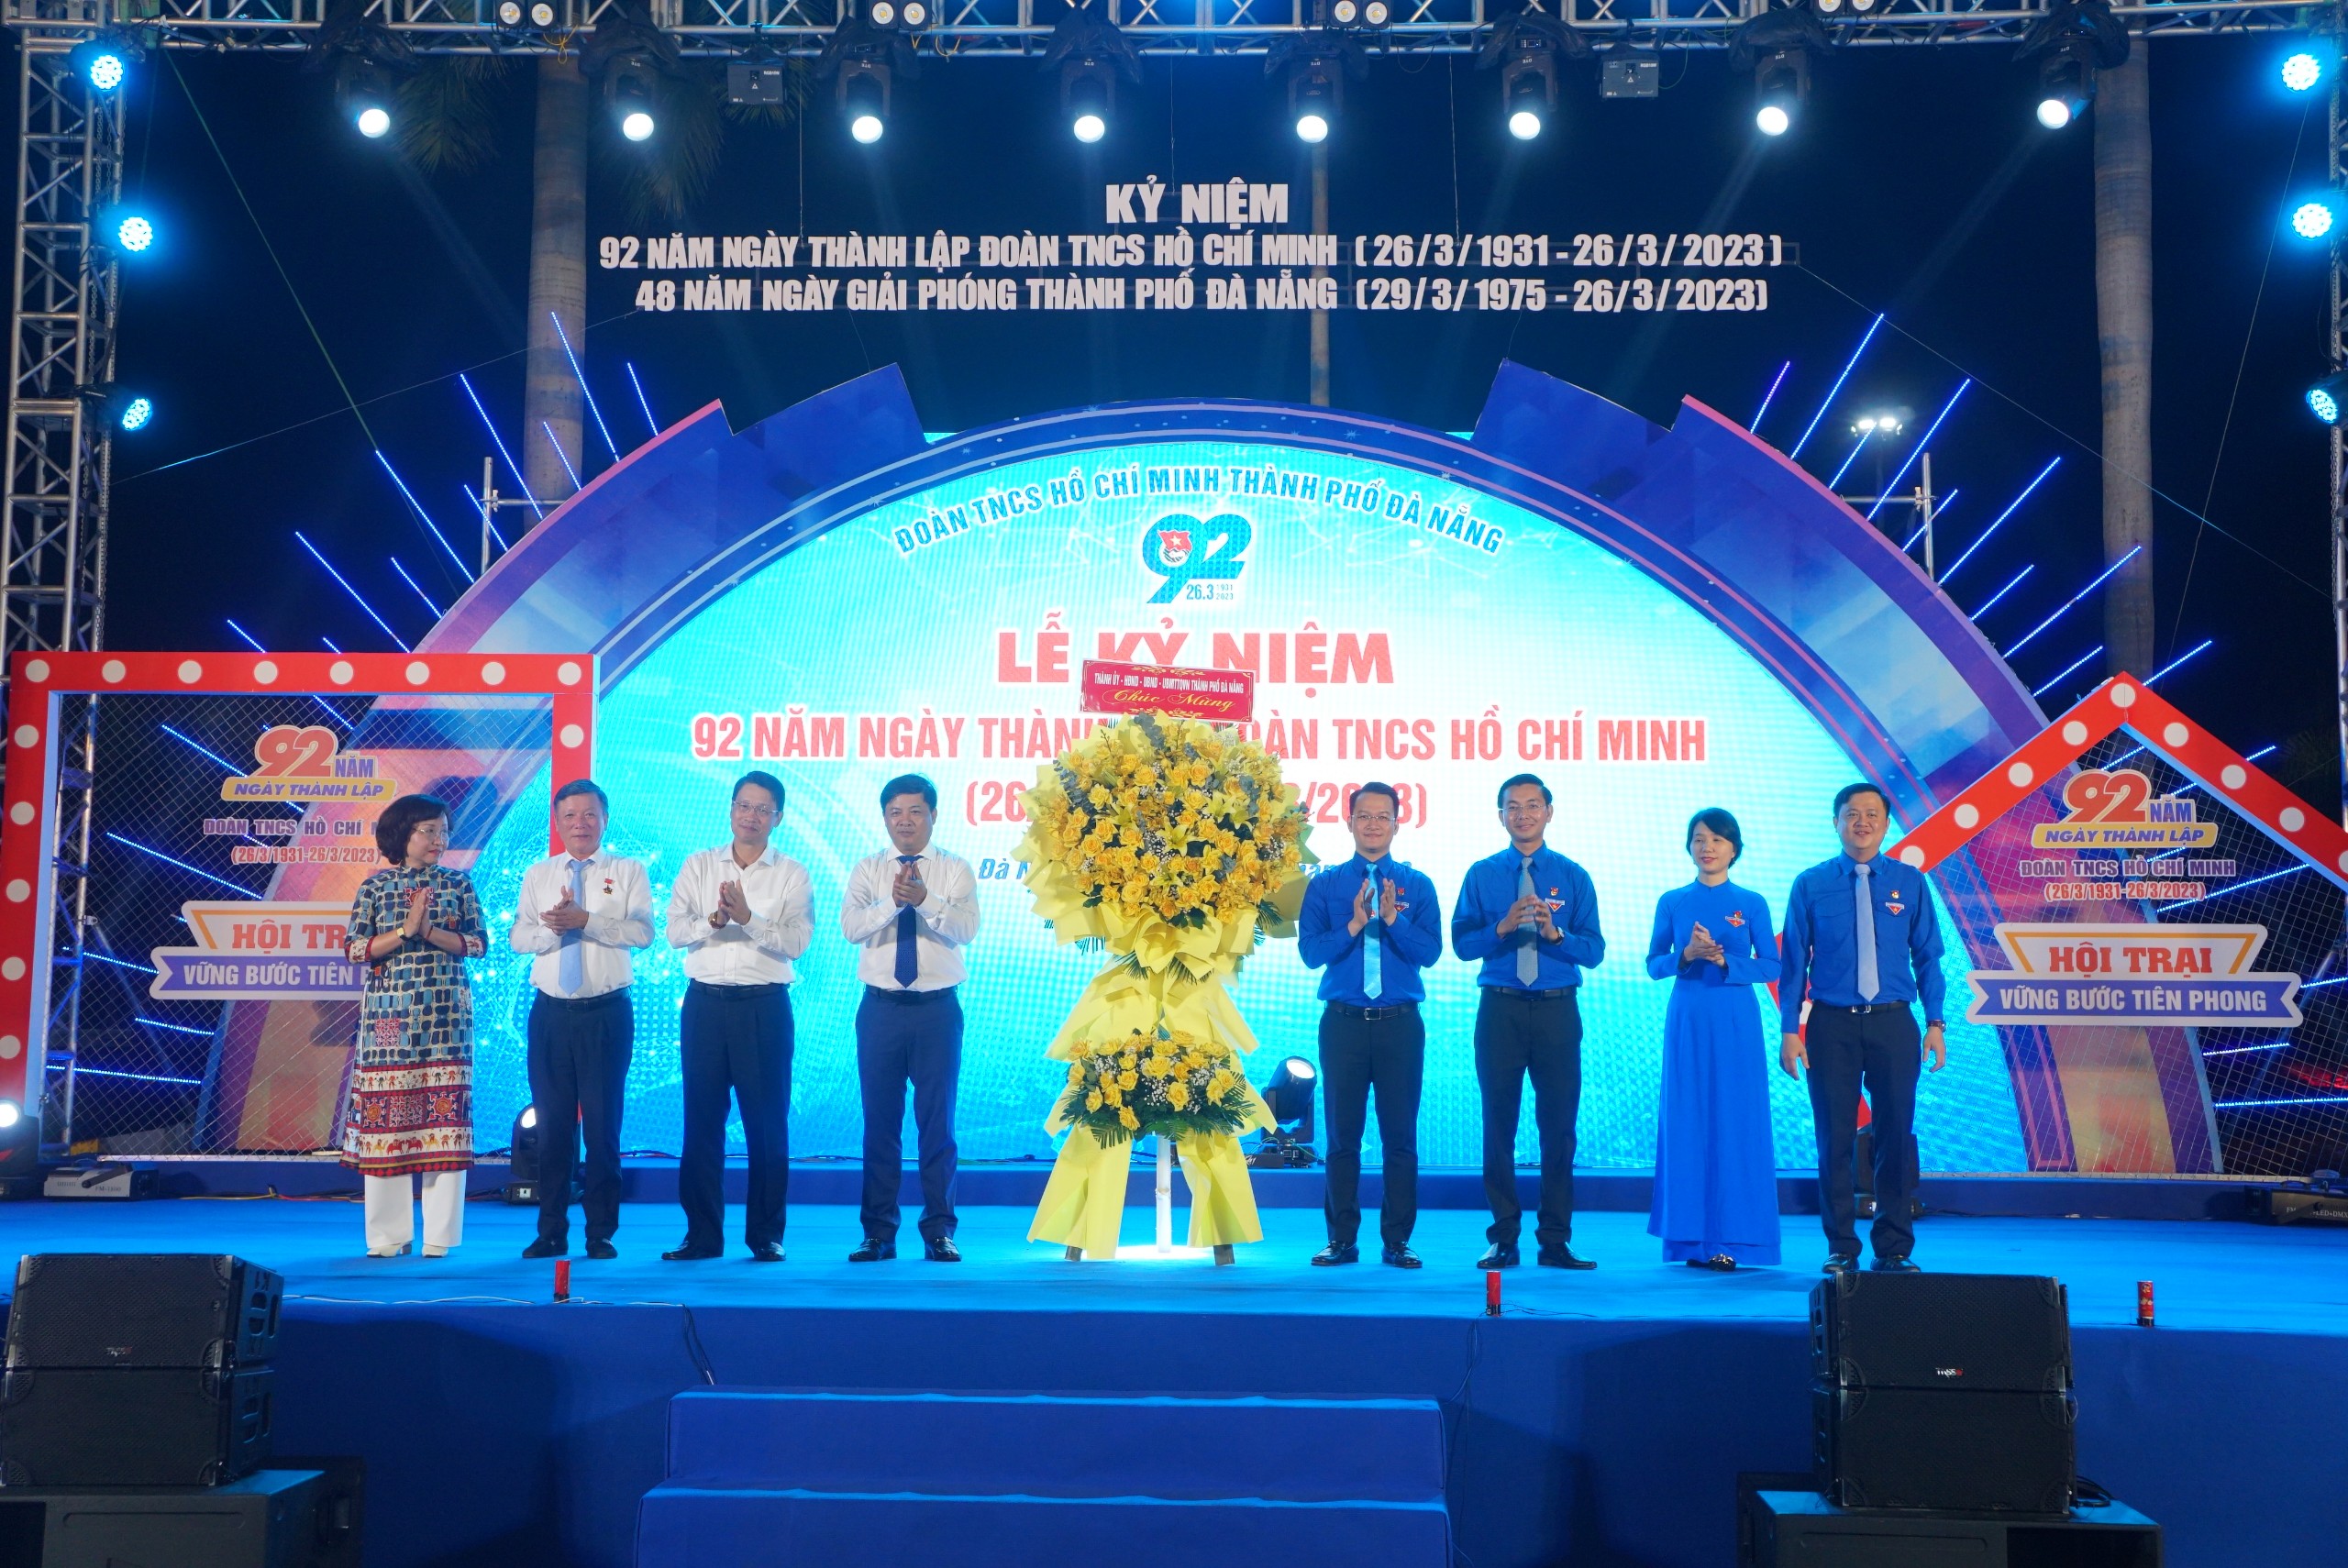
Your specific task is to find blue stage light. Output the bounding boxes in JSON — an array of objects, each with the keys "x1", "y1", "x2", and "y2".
[
  {"x1": 70, "y1": 37, "x2": 135, "y2": 93},
  {"x1": 2290, "y1": 198, "x2": 2337, "y2": 240},
  {"x1": 1750, "y1": 359, "x2": 1792, "y2": 435},
  {"x1": 1790, "y1": 315, "x2": 1884, "y2": 459},
  {"x1": 459, "y1": 373, "x2": 544, "y2": 519},
  {"x1": 2309, "y1": 374, "x2": 2348, "y2": 425},
  {"x1": 2005, "y1": 544, "x2": 2141, "y2": 657},
  {"x1": 295, "y1": 529, "x2": 412, "y2": 651},
  {"x1": 1940, "y1": 456, "x2": 2062, "y2": 583},
  {"x1": 551, "y1": 311, "x2": 619, "y2": 462},
  {"x1": 114, "y1": 213, "x2": 154, "y2": 253},
  {"x1": 2282, "y1": 50, "x2": 2325, "y2": 92},
  {"x1": 117, "y1": 394, "x2": 151, "y2": 432}
]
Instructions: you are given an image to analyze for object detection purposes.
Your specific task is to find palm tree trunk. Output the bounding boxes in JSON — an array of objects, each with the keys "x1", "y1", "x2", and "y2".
[
  {"x1": 2094, "y1": 48, "x2": 2154, "y2": 678},
  {"x1": 526, "y1": 56, "x2": 587, "y2": 505}
]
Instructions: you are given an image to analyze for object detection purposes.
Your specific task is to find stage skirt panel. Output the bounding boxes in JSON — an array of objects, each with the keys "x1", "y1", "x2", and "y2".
[
  {"x1": 342, "y1": 865, "x2": 485, "y2": 1176},
  {"x1": 1645, "y1": 879, "x2": 1784, "y2": 1266}
]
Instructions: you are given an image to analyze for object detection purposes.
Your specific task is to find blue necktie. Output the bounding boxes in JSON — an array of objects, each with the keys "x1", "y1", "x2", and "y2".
[
  {"x1": 1360, "y1": 862, "x2": 1383, "y2": 1002},
  {"x1": 1515, "y1": 856, "x2": 1540, "y2": 986},
  {"x1": 1854, "y1": 861, "x2": 1879, "y2": 1001},
  {"x1": 558, "y1": 858, "x2": 585, "y2": 996},
  {"x1": 894, "y1": 855, "x2": 921, "y2": 988}
]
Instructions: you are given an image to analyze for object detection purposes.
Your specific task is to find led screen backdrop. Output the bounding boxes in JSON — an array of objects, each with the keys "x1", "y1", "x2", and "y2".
[{"x1": 462, "y1": 436, "x2": 2027, "y2": 1171}]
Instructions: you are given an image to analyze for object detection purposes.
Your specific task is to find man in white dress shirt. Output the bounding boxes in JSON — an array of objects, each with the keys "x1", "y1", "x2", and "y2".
[
  {"x1": 509, "y1": 778, "x2": 654, "y2": 1260},
  {"x1": 663, "y1": 770, "x2": 813, "y2": 1262},
  {"x1": 841, "y1": 775, "x2": 980, "y2": 1263}
]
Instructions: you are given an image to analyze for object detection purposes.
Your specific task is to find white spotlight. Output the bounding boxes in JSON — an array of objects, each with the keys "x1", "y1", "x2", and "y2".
[
  {"x1": 356, "y1": 105, "x2": 391, "y2": 138},
  {"x1": 851, "y1": 112, "x2": 884, "y2": 143},
  {"x1": 1296, "y1": 110, "x2": 1330, "y2": 143},
  {"x1": 1509, "y1": 107, "x2": 1542, "y2": 140},
  {"x1": 622, "y1": 109, "x2": 655, "y2": 141}
]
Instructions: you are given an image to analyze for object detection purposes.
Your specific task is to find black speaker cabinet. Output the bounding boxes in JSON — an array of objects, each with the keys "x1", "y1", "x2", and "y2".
[
  {"x1": 0, "y1": 1469, "x2": 342, "y2": 1568},
  {"x1": 1740, "y1": 1485, "x2": 2162, "y2": 1568},
  {"x1": 1812, "y1": 1271, "x2": 2071, "y2": 1392},
  {"x1": 0, "y1": 1366, "x2": 273, "y2": 1487},
  {"x1": 1814, "y1": 1384, "x2": 2077, "y2": 1515},
  {"x1": 5, "y1": 1254, "x2": 282, "y2": 1372}
]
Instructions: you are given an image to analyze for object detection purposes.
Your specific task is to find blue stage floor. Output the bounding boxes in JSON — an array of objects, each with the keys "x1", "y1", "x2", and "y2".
[{"x1": 2, "y1": 1198, "x2": 2341, "y2": 1568}]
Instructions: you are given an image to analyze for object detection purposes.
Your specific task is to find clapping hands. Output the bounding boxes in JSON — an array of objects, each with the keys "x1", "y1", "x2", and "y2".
[{"x1": 1682, "y1": 921, "x2": 1726, "y2": 967}]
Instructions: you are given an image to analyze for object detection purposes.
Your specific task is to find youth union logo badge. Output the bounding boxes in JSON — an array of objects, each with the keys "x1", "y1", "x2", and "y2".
[{"x1": 1141, "y1": 513, "x2": 1251, "y2": 604}]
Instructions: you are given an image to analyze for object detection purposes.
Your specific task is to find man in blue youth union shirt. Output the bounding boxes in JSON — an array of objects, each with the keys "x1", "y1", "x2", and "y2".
[
  {"x1": 1451, "y1": 773, "x2": 1605, "y2": 1271},
  {"x1": 1296, "y1": 782, "x2": 1443, "y2": 1269},
  {"x1": 1779, "y1": 782, "x2": 1947, "y2": 1275}
]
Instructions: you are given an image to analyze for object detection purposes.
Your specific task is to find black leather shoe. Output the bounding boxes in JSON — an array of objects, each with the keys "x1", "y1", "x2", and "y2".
[
  {"x1": 1870, "y1": 1254, "x2": 1921, "y2": 1273},
  {"x1": 1822, "y1": 1253, "x2": 1860, "y2": 1274},
  {"x1": 1382, "y1": 1245, "x2": 1423, "y2": 1269},
  {"x1": 1478, "y1": 1242, "x2": 1520, "y2": 1270},
  {"x1": 1311, "y1": 1242, "x2": 1359, "y2": 1266},
  {"x1": 662, "y1": 1244, "x2": 721, "y2": 1261},
  {"x1": 1538, "y1": 1245, "x2": 1597, "y2": 1270},
  {"x1": 1687, "y1": 1253, "x2": 1736, "y2": 1272},
  {"x1": 585, "y1": 1240, "x2": 617, "y2": 1261},
  {"x1": 848, "y1": 1238, "x2": 897, "y2": 1263},
  {"x1": 521, "y1": 1238, "x2": 565, "y2": 1260},
  {"x1": 748, "y1": 1242, "x2": 786, "y2": 1263},
  {"x1": 925, "y1": 1236, "x2": 961, "y2": 1263}
]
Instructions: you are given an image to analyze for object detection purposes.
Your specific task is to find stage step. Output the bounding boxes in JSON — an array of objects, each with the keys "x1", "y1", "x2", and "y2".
[{"x1": 635, "y1": 1389, "x2": 1450, "y2": 1568}]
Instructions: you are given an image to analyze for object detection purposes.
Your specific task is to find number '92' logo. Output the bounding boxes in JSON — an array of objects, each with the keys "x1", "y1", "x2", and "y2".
[{"x1": 1142, "y1": 513, "x2": 1251, "y2": 604}]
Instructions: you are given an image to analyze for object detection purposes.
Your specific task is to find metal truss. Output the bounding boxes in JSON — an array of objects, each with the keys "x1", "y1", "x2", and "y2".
[
  {"x1": 4, "y1": 42, "x2": 117, "y2": 1156},
  {"x1": 0, "y1": 0, "x2": 2327, "y2": 56}
]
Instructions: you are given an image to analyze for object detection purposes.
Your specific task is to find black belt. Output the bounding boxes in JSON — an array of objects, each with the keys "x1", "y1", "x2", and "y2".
[
  {"x1": 1814, "y1": 1001, "x2": 1911, "y2": 1016},
  {"x1": 687, "y1": 980, "x2": 787, "y2": 998},
  {"x1": 1485, "y1": 986, "x2": 1575, "y2": 1000},
  {"x1": 533, "y1": 988, "x2": 630, "y2": 1010},
  {"x1": 866, "y1": 985, "x2": 958, "y2": 1004},
  {"x1": 1327, "y1": 999, "x2": 1417, "y2": 1021}
]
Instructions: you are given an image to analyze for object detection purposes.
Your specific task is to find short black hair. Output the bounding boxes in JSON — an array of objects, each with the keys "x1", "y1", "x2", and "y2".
[
  {"x1": 1833, "y1": 782, "x2": 1889, "y2": 819},
  {"x1": 1497, "y1": 773, "x2": 1552, "y2": 809},
  {"x1": 554, "y1": 778, "x2": 609, "y2": 813},
  {"x1": 1347, "y1": 781, "x2": 1399, "y2": 815},
  {"x1": 881, "y1": 774, "x2": 938, "y2": 812},
  {"x1": 732, "y1": 770, "x2": 786, "y2": 812},
  {"x1": 375, "y1": 793, "x2": 450, "y2": 864},
  {"x1": 1687, "y1": 807, "x2": 1744, "y2": 864}
]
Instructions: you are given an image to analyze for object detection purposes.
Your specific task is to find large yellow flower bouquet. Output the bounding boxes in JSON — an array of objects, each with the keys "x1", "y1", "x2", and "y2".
[
  {"x1": 1017, "y1": 713, "x2": 1312, "y2": 1257},
  {"x1": 1057, "y1": 1030, "x2": 1257, "y2": 1147}
]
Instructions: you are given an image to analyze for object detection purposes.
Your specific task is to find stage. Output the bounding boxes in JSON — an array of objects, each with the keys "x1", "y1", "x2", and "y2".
[{"x1": 2, "y1": 1189, "x2": 2341, "y2": 1568}]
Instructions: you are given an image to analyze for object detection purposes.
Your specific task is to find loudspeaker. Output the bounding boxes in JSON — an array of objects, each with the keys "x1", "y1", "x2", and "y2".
[
  {"x1": 5, "y1": 1254, "x2": 282, "y2": 1372},
  {"x1": 272, "y1": 1455, "x2": 366, "y2": 1568},
  {"x1": 1739, "y1": 1485, "x2": 2163, "y2": 1568},
  {"x1": 0, "y1": 1469, "x2": 341, "y2": 1568},
  {"x1": 0, "y1": 1366, "x2": 273, "y2": 1486},
  {"x1": 1813, "y1": 1271, "x2": 2071, "y2": 1392},
  {"x1": 1814, "y1": 1384, "x2": 2077, "y2": 1515}
]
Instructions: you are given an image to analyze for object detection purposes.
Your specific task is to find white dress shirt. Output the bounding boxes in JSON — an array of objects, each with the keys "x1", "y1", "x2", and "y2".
[
  {"x1": 839, "y1": 845, "x2": 980, "y2": 991},
  {"x1": 666, "y1": 843, "x2": 814, "y2": 986},
  {"x1": 507, "y1": 848, "x2": 655, "y2": 998}
]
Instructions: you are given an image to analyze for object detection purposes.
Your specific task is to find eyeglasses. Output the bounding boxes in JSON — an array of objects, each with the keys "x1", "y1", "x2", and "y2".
[
  {"x1": 731, "y1": 801, "x2": 778, "y2": 819},
  {"x1": 1349, "y1": 812, "x2": 1395, "y2": 826}
]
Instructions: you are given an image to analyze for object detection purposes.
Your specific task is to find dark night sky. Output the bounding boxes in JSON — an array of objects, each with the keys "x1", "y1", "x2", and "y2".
[{"x1": 80, "y1": 32, "x2": 2338, "y2": 792}]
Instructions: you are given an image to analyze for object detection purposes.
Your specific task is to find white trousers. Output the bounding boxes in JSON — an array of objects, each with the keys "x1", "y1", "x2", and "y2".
[{"x1": 363, "y1": 1171, "x2": 468, "y2": 1253}]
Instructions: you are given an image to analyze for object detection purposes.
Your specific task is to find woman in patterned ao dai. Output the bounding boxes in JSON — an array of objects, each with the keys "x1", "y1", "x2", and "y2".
[{"x1": 343, "y1": 794, "x2": 486, "y2": 1257}]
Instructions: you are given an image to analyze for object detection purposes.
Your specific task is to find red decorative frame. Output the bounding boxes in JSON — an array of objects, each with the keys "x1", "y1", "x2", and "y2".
[
  {"x1": 0, "y1": 650, "x2": 596, "y2": 1111},
  {"x1": 1890, "y1": 672, "x2": 2348, "y2": 891}
]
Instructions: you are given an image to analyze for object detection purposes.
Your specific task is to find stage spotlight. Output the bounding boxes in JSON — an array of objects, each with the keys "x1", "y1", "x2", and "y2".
[
  {"x1": 1291, "y1": 63, "x2": 1335, "y2": 142},
  {"x1": 0, "y1": 1095, "x2": 38, "y2": 1198},
  {"x1": 605, "y1": 56, "x2": 659, "y2": 139},
  {"x1": 68, "y1": 34, "x2": 141, "y2": 93},
  {"x1": 1251, "y1": 1056, "x2": 1319, "y2": 1168},
  {"x1": 116, "y1": 214, "x2": 154, "y2": 252},
  {"x1": 1480, "y1": 12, "x2": 1582, "y2": 140},
  {"x1": 336, "y1": 60, "x2": 395, "y2": 138},
  {"x1": 1326, "y1": 0, "x2": 1391, "y2": 28},
  {"x1": 504, "y1": 1104, "x2": 543, "y2": 1203},
  {"x1": 1501, "y1": 50, "x2": 1556, "y2": 139},
  {"x1": 2017, "y1": 0, "x2": 2126, "y2": 131},
  {"x1": 2283, "y1": 48, "x2": 2327, "y2": 92},
  {"x1": 2291, "y1": 196, "x2": 2339, "y2": 240},
  {"x1": 1043, "y1": 8, "x2": 1138, "y2": 149},
  {"x1": 842, "y1": 65, "x2": 888, "y2": 142},
  {"x1": 2307, "y1": 373, "x2": 2348, "y2": 425},
  {"x1": 1854, "y1": 412, "x2": 1904, "y2": 436},
  {"x1": 80, "y1": 382, "x2": 152, "y2": 433},
  {"x1": 1069, "y1": 72, "x2": 1108, "y2": 142},
  {"x1": 2034, "y1": 52, "x2": 2092, "y2": 128},
  {"x1": 1755, "y1": 50, "x2": 1804, "y2": 136}
]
